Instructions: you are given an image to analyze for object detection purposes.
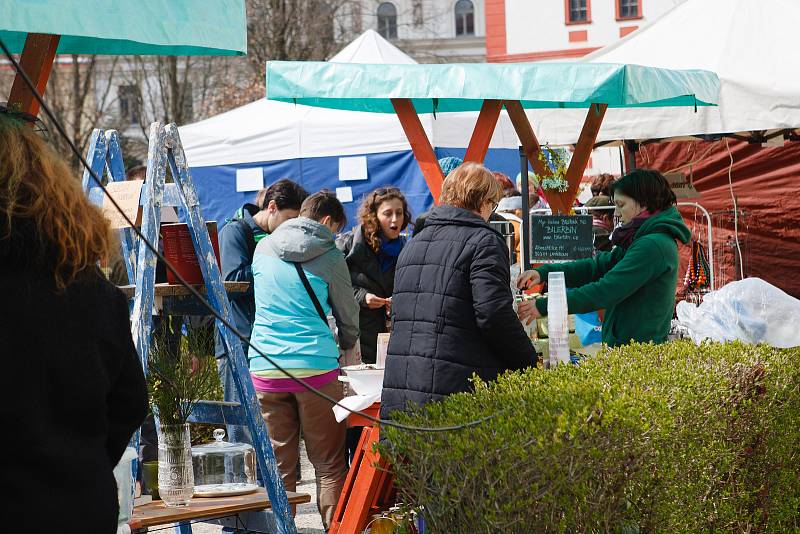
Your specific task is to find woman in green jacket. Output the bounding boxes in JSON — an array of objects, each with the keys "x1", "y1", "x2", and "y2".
[{"x1": 517, "y1": 169, "x2": 691, "y2": 347}]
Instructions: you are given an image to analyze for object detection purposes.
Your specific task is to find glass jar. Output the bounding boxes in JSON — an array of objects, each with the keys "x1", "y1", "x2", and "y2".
[
  {"x1": 157, "y1": 423, "x2": 194, "y2": 507},
  {"x1": 192, "y1": 429, "x2": 258, "y2": 496}
]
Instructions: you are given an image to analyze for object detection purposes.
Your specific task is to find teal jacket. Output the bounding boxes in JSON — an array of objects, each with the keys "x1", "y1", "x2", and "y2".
[
  {"x1": 534, "y1": 207, "x2": 691, "y2": 347},
  {"x1": 248, "y1": 217, "x2": 359, "y2": 373}
]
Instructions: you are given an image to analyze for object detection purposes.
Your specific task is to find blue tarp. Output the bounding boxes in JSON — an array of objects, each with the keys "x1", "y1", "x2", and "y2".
[{"x1": 189, "y1": 148, "x2": 523, "y2": 231}]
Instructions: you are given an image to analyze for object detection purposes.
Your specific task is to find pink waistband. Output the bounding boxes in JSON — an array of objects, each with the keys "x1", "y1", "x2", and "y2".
[{"x1": 251, "y1": 369, "x2": 339, "y2": 393}]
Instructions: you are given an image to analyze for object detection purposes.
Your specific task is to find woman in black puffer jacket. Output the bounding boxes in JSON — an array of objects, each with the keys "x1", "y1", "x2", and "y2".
[
  {"x1": 381, "y1": 163, "x2": 537, "y2": 420},
  {"x1": 336, "y1": 187, "x2": 411, "y2": 364}
]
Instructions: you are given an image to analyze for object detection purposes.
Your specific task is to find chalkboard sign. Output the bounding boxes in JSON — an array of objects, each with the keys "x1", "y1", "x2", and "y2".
[{"x1": 530, "y1": 215, "x2": 594, "y2": 262}]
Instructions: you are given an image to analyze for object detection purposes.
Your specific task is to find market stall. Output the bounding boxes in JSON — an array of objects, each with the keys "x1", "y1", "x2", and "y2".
[
  {"x1": 263, "y1": 59, "x2": 720, "y2": 533},
  {"x1": 576, "y1": 0, "x2": 800, "y2": 298}
]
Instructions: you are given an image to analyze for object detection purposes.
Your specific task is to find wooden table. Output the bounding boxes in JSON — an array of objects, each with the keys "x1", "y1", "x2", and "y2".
[
  {"x1": 118, "y1": 281, "x2": 250, "y2": 315},
  {"x1": 129, "y1": 488, "x2": 310, "y2": 532},
  {"x1": 117, "y1": 281, "x2": 249, "y2": 298}
]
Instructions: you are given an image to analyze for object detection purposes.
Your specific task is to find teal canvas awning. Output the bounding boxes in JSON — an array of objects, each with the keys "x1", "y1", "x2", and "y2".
[
  {"x1": 0, "y1": 0, "x2": 246, "y2": 56},
  {"x1": 265, "y1": 62, "x2": 719, "y2": 113}
]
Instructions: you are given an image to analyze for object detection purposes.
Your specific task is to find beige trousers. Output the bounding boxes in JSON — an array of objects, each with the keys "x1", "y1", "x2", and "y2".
[{"x1": 256, "y1": 379, "x2": 347, "y2": 530}]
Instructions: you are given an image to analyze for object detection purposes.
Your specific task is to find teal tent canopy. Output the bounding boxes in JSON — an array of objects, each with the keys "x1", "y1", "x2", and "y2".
[
  {"x1": 0, "y1": 0, "x2": 246, "y2": 56},
  {"x1": 265, "y1": 62, "x2": 720, "y2": 113}
]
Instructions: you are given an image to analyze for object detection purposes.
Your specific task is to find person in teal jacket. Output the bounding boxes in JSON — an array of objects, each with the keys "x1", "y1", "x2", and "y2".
[
  {"x1": 248, "y1": 191, "x2": 359, "y2": 529},
  {"x1": 517, "y1": 169, "x2": 691, "y2": 347}
]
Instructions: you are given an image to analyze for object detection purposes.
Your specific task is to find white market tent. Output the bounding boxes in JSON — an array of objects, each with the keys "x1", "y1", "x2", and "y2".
[
  {"x1": 180, "y1": 30, "x2": 522, "y2": 225},
  {"x1": 529, "y1": 0, "x2": 800, "y2": 145}
]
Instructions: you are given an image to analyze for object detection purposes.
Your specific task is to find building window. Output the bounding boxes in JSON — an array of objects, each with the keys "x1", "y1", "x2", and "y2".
[
  {"x1": 118, "y1": 85, "x2": 140, "y2": 125},
  {"x1": 617, "y1": 0, "x2": 641, "y2": 19},
  {"x1": 377, "y1": 2, "x2": 397, "y2": 39},
  {"x1": 565, "y1": 0, "x2": 590, "y2": 24},
  {"x1": 455, "y1": 0, "x2": 475, "y2": 37}
]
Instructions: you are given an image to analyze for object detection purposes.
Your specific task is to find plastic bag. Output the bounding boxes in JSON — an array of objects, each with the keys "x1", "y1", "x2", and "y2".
[
  {"x1": 676, "y1": 278, "x2": 800, "y2": 348},
  {"x1": 574, "y1": 311, "x2": 603, "y2": 346}
]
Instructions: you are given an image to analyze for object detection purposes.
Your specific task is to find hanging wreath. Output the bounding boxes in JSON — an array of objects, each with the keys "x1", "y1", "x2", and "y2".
[{"x1": 537, "y1": 145, "x2": 570, "y2": 193}]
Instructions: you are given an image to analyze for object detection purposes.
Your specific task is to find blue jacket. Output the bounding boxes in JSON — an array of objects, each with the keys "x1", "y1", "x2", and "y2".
[
  {"x1": 215, "y1": 204, "x2": 265, "y2": 356},
  {"x1": 248, "y1": 217, "x2": 360, "y2": 373}
]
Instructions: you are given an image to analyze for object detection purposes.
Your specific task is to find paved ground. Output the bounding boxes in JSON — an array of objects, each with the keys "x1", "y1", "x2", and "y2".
[{"x1": 191, "y1": 440, "x2": 324, "y2": 533}]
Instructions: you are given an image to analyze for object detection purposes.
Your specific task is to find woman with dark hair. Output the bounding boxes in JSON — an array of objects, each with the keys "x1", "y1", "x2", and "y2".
[
  {"x1": 0, "y1": 113, "x2": 147, "y2": 532},
  {"x1": 336, "y1": 187, "x2": 411, "y2": 364},
  {"x1": 517, "y1": 169, "x2": 691, "y2": 346}
]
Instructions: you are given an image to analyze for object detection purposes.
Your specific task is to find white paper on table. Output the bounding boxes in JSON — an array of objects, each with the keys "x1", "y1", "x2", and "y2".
[
  {"x1": 235, "y1": 167, "x2": 263, "y2": 192},
  {"x1": 333, "y1": 392, "x2": 381, "y2": 423},
  {"x1": 336, "y1": 186, "x2": 354, "y2": 203},
  {"x1": 338, "y1": 156, "x2": 368, "y2": 181}
]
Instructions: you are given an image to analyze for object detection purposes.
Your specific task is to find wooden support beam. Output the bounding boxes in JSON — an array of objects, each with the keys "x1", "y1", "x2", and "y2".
[
  {"x1": 391, "y1": 98, "x2": 446, "y2": 202},
  {"x1": 563, "y1": 103, "x2": 608, "y2": 208},
  {"x1": 503, "y1": 100, "x2": 568, "y2": 214},
  {"x1": 7, "y1": 33, "x2": 60, "y2": 117},
  {"x1": 464, "y1": 99, "x2": 503, "y2": 162}
]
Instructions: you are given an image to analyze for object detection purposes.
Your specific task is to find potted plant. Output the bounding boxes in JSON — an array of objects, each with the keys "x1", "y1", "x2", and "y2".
[{"x1": 147, "y1": 322, "x2": 218, "y2": 507}]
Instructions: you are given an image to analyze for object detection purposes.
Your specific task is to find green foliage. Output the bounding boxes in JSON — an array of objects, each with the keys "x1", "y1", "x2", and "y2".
[
  {"x1": 380, "y1": 341, "x2": 800, "y2": 533},
  {"x1": 147, "y1": 322, "x2": 220, "y2": 427}
]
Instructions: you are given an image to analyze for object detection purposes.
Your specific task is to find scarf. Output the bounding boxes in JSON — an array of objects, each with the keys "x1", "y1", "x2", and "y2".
[
  {"x1": 592, "y1": 217, "x2": 613, "y2": 233},
  {"x1": 376, "y1": 235, "x2": 404, "y2": 272},
  {"x1": 610, "y1": 210, "x2": 658, "y2": 250}
]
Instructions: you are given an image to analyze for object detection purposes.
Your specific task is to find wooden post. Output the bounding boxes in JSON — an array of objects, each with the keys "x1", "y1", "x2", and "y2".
[
  {"x1": 391, "y1": 98, "x2": 445, "y2": 203},
  {"x1": 562, "y1": 103, "x2": 608, "y2": 208},
  {"x1": 7, "y1": 33, "x2": 60, "y2": 117},
  {"x1": 464, "y1": 99, "x2": 503, "y2": 163},
  {"x1": 503, "y1": 100, "x2": 568, "y2": 214}
]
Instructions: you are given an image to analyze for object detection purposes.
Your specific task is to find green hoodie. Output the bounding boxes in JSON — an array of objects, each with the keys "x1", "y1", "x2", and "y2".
[{"x1": 534, "y1": 206, "x2": 691, "y2": 347}]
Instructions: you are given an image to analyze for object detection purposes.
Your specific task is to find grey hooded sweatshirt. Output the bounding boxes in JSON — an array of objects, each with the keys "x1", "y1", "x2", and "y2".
[{"x1": 249, "y1": 217, "x2": 359, "y2": 373}]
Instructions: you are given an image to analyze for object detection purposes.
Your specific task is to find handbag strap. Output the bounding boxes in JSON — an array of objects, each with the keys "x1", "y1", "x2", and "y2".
[{"x1": 293, "y1": 262, "x2": 328, "y2": 324}]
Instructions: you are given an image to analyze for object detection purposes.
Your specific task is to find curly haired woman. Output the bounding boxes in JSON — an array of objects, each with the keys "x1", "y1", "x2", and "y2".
[
  {"x1": 336, "y1": 187, "x2": 411, "y2": 365},
  {"x1": 0, "y1": 113, "x2": 147, "y2": 533}
]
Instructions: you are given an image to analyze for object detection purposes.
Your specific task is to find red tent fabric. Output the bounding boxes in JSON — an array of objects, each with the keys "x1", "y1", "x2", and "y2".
[{"x1": 635, "y1": 139, "x2": 800, "y2": 298}]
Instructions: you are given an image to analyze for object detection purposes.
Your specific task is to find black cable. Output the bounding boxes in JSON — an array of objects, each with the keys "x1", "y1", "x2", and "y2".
[{"x1": 0, "y1": 38, "x2": 500, "y2": 433}]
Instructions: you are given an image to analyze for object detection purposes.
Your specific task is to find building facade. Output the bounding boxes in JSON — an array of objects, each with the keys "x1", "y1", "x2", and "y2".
[
  {"x1": 486, "y1": 0, "x2": 686, "y2": 62},
  {"x1": 355, "y1": 0, "x2": 487, "y2": 62}
]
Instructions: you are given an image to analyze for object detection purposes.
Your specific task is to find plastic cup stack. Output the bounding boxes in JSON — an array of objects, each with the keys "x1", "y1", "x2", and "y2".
[{"x1": 547, "y1": 272, "x2": 570, "y2": 367}]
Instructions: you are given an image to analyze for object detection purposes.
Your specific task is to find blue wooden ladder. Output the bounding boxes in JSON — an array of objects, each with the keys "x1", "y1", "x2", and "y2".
[{"x1": 84, "y1": 123, "x2": 297, "y2": 534}]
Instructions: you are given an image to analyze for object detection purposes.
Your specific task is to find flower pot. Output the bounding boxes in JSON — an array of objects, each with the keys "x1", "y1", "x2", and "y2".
[{"x1": 156, "y1": 423, "x2": 194, "y2": 506}]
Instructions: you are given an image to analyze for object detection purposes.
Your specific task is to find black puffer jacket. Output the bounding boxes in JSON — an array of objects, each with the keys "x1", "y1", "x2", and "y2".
[
  {"x1": 380, "y1": 205, "x2": 536, "y2": 419},
  {"x1": 336, "y1": 226, "x2": 401, "y2": 364}
]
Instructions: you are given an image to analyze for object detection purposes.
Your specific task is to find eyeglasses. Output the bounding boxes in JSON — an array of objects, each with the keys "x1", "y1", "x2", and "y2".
[{"x1": 490, "y1": 202, "x2": 499, "y2": 213}]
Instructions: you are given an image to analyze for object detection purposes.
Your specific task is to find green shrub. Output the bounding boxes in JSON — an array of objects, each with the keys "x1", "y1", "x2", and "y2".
[{"x1": 380, "y1": 341, "x2": 800, "y2": 533}]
